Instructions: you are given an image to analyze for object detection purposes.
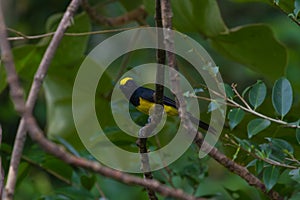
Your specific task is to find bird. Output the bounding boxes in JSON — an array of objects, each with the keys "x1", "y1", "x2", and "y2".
[{"x1": 119, "y1": 77, "x2": 210, "y2": 131}]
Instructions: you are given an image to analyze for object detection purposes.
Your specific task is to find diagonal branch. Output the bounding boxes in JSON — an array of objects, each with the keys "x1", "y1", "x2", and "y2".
[
  {"x1": 194, "y1": 135, "x2": 283, "y2": 200},
  {"x1": 26, "y1": 116, "x2": 199, "y2": 200},
  {"x1": 81, "y1": 0, "x2": 147, "y2": 26},
  {"x1": 159, "y1": 0, "x2": 283, "y2": 200},
  {"x1": 0, "y1": 1, "x2": 201, "y2": 200},
  {"x1": 3, "y1": 0, "x2": 82, "y2": 199}
]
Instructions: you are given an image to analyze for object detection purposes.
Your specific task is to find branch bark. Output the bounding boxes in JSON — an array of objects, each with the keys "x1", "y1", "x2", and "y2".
[
  {"x1": 134, "y1": 1, "x2": 167, "y2": 199},
  {"x1": 194, "y1": 135, "x2": 283, "y2": 200},
  {"x1": 81, "y1": 0, "x2": 147, "y2": 26},
  {"x1": 159, "y1": 0, "x2": 283, "y2": 200},
  {"x1": 2, "y1": 0, "x2": 82, "y2": 199},
  {"x1": 0, "y1": 1, "x2": 201, "y2": 200}
]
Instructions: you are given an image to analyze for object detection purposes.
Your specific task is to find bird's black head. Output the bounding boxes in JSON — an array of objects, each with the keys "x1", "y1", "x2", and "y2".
[{"x1": 119, "y1": 77, "x2": 138, "y2": 100}]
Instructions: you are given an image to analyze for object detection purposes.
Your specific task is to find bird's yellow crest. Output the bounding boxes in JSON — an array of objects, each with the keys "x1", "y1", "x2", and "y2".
[{"x1": 120, "y1": 77, "x2": 133, "y2": 85}]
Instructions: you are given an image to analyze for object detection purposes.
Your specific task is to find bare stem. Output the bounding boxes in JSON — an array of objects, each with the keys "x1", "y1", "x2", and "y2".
[
  {"x1": 8, "y1": 26, "x2": 144, "y2": 41},
  {"x1": 206, "y1": 83, "x2": 300, "y2": 129},
  {"x1": 3, "y1": 0, "x2": 82, "y2": 199},
  {"x1": 0, "y1": 1, "x2": 200, "y2": 199},
  {"x1": 194, "y1": 134, "x2": 283, "y2": 200}
]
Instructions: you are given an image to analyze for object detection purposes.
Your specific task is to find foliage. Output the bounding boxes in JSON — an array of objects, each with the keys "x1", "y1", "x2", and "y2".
[{"x1": 1, "y1": 0, "x2": 300, "y2": 199}]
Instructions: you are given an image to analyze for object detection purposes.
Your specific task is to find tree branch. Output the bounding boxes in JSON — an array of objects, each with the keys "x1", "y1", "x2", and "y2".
[
  {"x1": 272, "y1": 2, "x2": 300, "y2": 27},
  {"x1": 81, "y1": 0, "x2": 147, "y2": 26},
  {"x1": 0, "y1": 1, "x2": 201, "y2": 200},
  {"x1": 196, "y1": 83, "x2": 300, "y2": 129},
  {"x1": 135, "y1": 1, "x2": 167, "y2": 199},
  {"x1": 194, "y1": 134, "x2": 283, "y2": 200},
  {"x1": 26, "y1": 115, "x2": 198, "y2": 200},
  {"x1": 7, "y1": 26, "x2": 144, "y2": 41},
  {"x1": 159, "y1": 1, "x2": 283, "y2": 199},
  {"x1": 2, "y1": 0, "x2": 82, "y2": 199}
]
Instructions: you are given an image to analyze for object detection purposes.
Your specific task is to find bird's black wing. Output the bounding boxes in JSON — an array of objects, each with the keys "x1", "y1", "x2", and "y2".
[
  {"x1": 162, "y1": 95, "x2": 177, "y2": 108},
  {"x1": 136, "y1": 86, "x2": 210, "y2": 131},
  {"x1": 136, "y1": 87, "x2": 177, "y2": 108},
  {"x1": 135, "y1": 87, "x2": 155, "y2": 103}
]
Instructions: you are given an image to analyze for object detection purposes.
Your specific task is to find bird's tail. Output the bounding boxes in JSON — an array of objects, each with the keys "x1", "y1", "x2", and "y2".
[{"x1": 186, "y1": 113, "x2": 216, "y2": 135}]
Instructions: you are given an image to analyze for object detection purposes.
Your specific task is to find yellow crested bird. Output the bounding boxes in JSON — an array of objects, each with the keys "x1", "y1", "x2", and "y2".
[{"x1": 119, "y1": 77, "x2": 210, "y2": 131}]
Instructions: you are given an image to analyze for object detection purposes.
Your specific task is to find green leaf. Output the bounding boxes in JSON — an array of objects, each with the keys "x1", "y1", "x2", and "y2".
[
  {"x1": 272, "y1": 77, "x2": 293, "y2": 118},
  {"x1": 80, "y1": 174, "x2": 96, "y2": 190},
  {"x1": 45, "y1": 13, "x2": 64, "y2": 32},
  {"x1": 172, "y1": 176, "x2": 194, "y2": 195},
  {"x1": 289, "y1": 169, "x2": 300, "y2": 183},
  {"x1": 0, "y1": 45, "x2": 44, "y2": 93},
  {"x1": 266, "y1": 137, "x2": 294, "y2": 155},
  {"x1": 55, "y1": 136, "x2": 81, "y2": 157},
  {"x1": 227, "y1": 108, "x2": 245, "y2": 130},
  {"x1": 44, "y1": 13, "x2": 91, "y2": 147},
  {"x1": 247, "y1": 118, "x2": 271, "y2": 138},
  {"x1": 171, "y1": 0, "x2": 228, "y2": 36},
  {"x1": 43, "y1": 63, "x2": 82, "y2": 148},
  {"x1": 55, "y1": 186, "x2": 94, "y2": 200},
  {"x1": 231, "y1": 0, "x2": 269, "y2": 2},
  {"x1": 242, "y1": 85, "x2": 252, "y2": 98},
  {"x1": 290, "y1": 193, "x2": 300, "y2": 200},
  {"x1": 248, "y1": 80, "x2": 267, "y2": 109},
  {"x1": 232, "y1": 0, "x2": 295, "y2": 15},
  {"x1": 120, "y1": 0, "x2": 143, "y2": 10},
  {"x1": 42, "y1": 157, "x2": 73, "y2": 181},
  {"x1": 211, "y1": 24, "x2": 287, "y2": 81},
  {"x1": 234, "y1": 137, "x2": 253, "y2": 152},
  {"x1": 207, "y1": 99, "x2": 224, "y2": 114},
  {"x1": 294, "y1": 0, "x2": 300, "y2": 16},
  {"x1": 263, "y1": 166, "x2": 280, "y2": 191},
  {"x1": 15, "y1": 162, "x2": 30, "y2": 188},
  {"x1": 224, "y1": 83, "x2": 234, "y2": 99},
  {"x1": 296, "y1": 127, "x2": 300, "y2": 144},
  {"x1": 255, "y1": 159, "x2": 265, "y2": 175},
  {"x1": 49, "y1": 13, "x2": 90, "y2": 68},
  {"x1": 0, "y1": 65, "x2": 6, "y2": 93}
]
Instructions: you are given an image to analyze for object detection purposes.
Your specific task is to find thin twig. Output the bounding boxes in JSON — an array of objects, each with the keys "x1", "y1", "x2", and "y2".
[
  {"x1": 205, "y1": 83, "x2": 300, "y2": 129},
  {"x1": 160, "y1": 0, "x2": 199, "y2": 142},
  {"x1": 27, "y1": 115, "x2": 199, "y2": 200},
  {"x1": 7, "y1": 26, "x2": 145, "y2": 41},
  {"x1": 3, "y1": 0, "x2": 82, "y2": 199},
  {"x1": 0, "y1": 3, "x2": 25, "y2": 199},
  {"x1": 193, "y1": 134, "x2": 283, "y2": 200},
  {"x1": 272, "y1": 2, "x2": 300, "y2": 27},
  {"x1": 159, "y1": 0, "x2": 283, "y2": 199},
  {"x1": 0, "y1": 1, "x2": 201, "y2": 200},
  {"x1": 95, "y1": 183, "x2": 107, "y2": 199},
  {"x1": 229, "y1": 86, "x2": 299, "y2": 128},
  {"x1": 231, "y1": 83, "x2": 252, "y2": 110},
  {"x1": 224, "y1": 134, "x2": 298, "y2": 169},
  {"x1": 135, "y1": 1, "x2": 168, "y2": 199},
  {"x1": 7, "y1": 27, "x2": 29, "y2": 39},
  {"x1": 153, "y1": 0, "x2": 176, "y2": 188}
]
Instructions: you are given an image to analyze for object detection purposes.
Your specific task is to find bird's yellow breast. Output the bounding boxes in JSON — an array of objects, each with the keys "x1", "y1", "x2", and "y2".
[{"x1": 136, "y1": 97, "x2": 178, "y2": 116}]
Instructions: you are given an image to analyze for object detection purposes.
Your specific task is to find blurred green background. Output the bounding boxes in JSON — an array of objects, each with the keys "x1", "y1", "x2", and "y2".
[{"x1": 1, "y1": 0, "x2": 300, "y2": 199}]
